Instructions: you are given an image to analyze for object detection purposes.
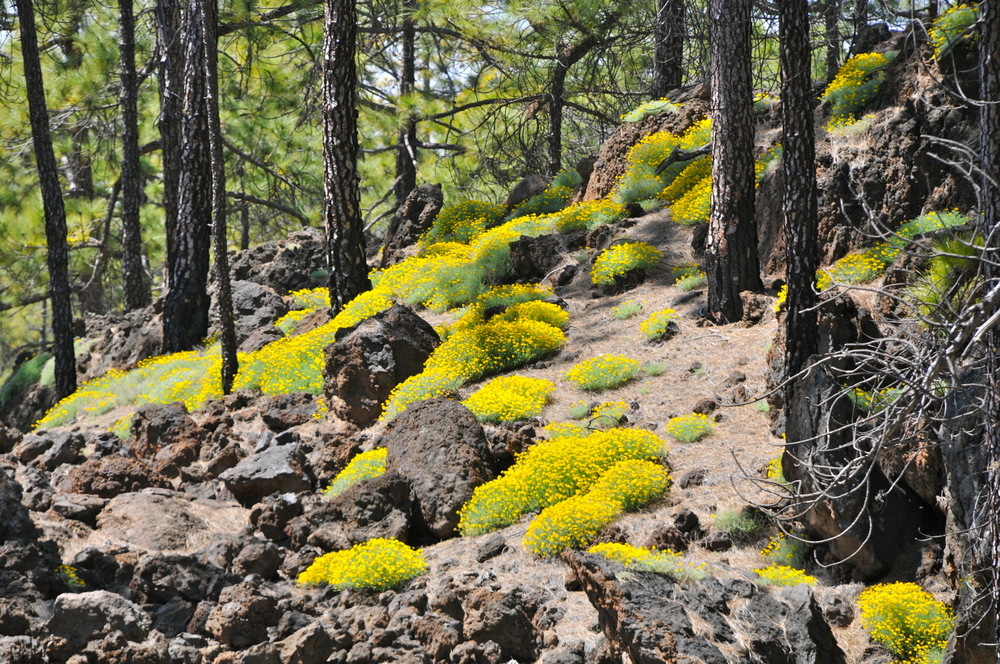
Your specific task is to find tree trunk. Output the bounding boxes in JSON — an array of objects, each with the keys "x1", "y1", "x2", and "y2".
[
  {"x1": 322, "y1": 0, "x2": 371, "y2": 313},
  {"x1": 394, "y1": 0, "x2": 418, "y2": 212},
  {"x1": 16, "y1": 0, "x2": 77, "y2": 399},
  {"x1": 652, "y1": 0, "x2": 684, "y2": 98},
  {"x1": 779, "y1": 0, "x2": 818, "y2": 384},
  {"x1": 161, "y1": 0, "x2": 213, "y2": 353},
  {"x1": 199, "y1": 0, "x2": 238, "y2": 392},
  {"x1": 547, "y1": 35, "x2": 600, "y2": 178},
  {"x1": 706, "y1": 0, "x2": 762, "y2": 323},
  {"x1": 823, "y1": 0, "x2": 841, "y2": 81},
  {"x1": 979, "y1": 0, "x2": 1000, "y2": 652},
  {"x1": 120, "y1": 0, "x2": 151, "y2": 311}
]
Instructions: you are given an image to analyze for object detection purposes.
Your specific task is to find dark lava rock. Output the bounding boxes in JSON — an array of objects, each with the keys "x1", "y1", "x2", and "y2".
[
  {"x1": 380, "y1": 183, "x2": 444, "y2": 268},
  {"x1": 67, "y1": 456, "x2": 172, "y2": 498},
  {"x1": 220, "y1": 442, "x2": 313, "y2": 507},
  {"x1": 323, "y1": 304, "x2": 439, "y2": 427},
  {"x1": 229, "y1": 227, "x2": 328, "y2": 295},
  {"x1": 298, "y1": 471, "x2": 414, "y2": 550},
  {"x1": 383, "y1": 398, "x2": 498, "y2": 539},
  {"x1": 47, "y1": 590, "x2": 151, "y2": 649},
  {"x1": 212, "y1": 280, "x2": 289, "y2": 347},
  {"x1": 205, "y1": 582, "x2": 281, "y2": 649},
  {"x1": 259, "y1": 393, "x2": 320, "y2": 432}
]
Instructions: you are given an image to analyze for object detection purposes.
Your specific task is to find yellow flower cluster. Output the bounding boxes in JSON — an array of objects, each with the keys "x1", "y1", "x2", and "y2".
[
  {"x1": 510, "y1": 185, "x2": 574, "y2": 218},
  {"x1": 671, "y1": 175, "x2": 712, "y2": 225},
  {"x1": 588, "y1": 542, "x2": 706, "y2": 580},
  {"x1": 766, "y1": 456, "x2": 788, "y2": 486},
  {"x1": 458, "y1": 427, "x2": 667, "y2": 536},
  {"x1": 639, "y1": 308, "x2": 678, "y2": 341},
  {"x1": 849, "y1": 386, "x2": 902, "y2": 413},
  {"x1": 288, "y1": 287, "x2": 331, "y2": 310},
  {"x1": 57, "y1": 564, "x2": 86, "y2": 589},
  {"x1": 929, "y1": 3, "x2": 979, "y2": 59},
  {"x1": 665, "y1": 412, "x2": 714, "y2": 443},
  {"x1": 462, "y1": 375, "x2": 555, "y2": 423},
  {"x1": 323, "y1": 448, "x2": 388, "y2": 497},
  {"x1": 821, "y1": 51, "x2": 896, "y2": 123},
  {"x1": 553, "y1": 199, "x2": 628, "y2": 233},
  {"x1": 419, "y1": 200, "x2": 505, "y2": 246},
  {"x1": 492, "y1": 300, "x2": 569, "y2": 330},
  {"x1": 446, "y1": 284, "x2": 555, "y2": 336},
  {"x1": 857, "y1": 582, "x2": 954, "y2": 663},
  {"x1": 380, "y1": 372, "x2": 464, "y2": 422},
  {"x1": 614, "y1": 118, "x2": 712, "y2": 205},
  {"x1": 565, "y1": 354, "x2": 642, "y2": 391},
  {"x1": 760, "y1": 532, "x2": 808, "y2": 567},
  {"x1": 274, "y1": 308, "x2": 314, "y2": 334},
  {"x1": 298, "y1": 538, "x2": 428, "y2": 590},
  {"x1": 620, "y1": 97, "x2": 679, "y2": 123},
  {"x1": 543, "y1": 422, "x2": 591, "y2": 439},
  {"x1": 753, "y1": 564, "x2": 818, "y2": 587},
  {"x1": 659, "y1": 156, "x2": 711, "y2": 204},
  {"x1": 523, "y1": 458, "x2": 670, "y2": 556},
  {"x1": 754, "y1": 143, "x2": 783, "y2": 185},
  {"x1": 591, "y1": 241, "x2": 663, "y2": 286}
]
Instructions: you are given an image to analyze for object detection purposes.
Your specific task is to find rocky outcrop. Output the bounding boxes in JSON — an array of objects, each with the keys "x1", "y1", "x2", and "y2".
[
  {"x1": 567, "y1": 552, "x2": 846, "y2": 664},
  {"x1": 229, "y1": 227, "x2": 328, "y2": 295},
  {"x1": 323, "y1": 304, "x2": 439, "y2": 426},
  {"x1": 210, "y1": 280, "x2": 289, "y2": 347},
  {"x1": 380, "y1": 184, "x2": 444, "y2": 268}
]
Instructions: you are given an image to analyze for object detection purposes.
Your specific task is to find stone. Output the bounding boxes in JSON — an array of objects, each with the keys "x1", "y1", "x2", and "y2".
[
  {"x1": 249, "y1": 493, "x2": 304, "y2": 543},
  {"x1": 462, "y1": 586, "x2": 543, "y2": 663},
  {"x1": 50, "y1": 493, "x2": 107, "y2": 526},
  {"x1": 129, "y1": 402, "x2": 202, "y2": 476},
  {"x1": 48, "y1": 590, "x2": 151, "y2": 648},
  {"x1": 212, "y1": 280, "x2": 289, "y2": 347},
  {"x1": 299, "y1": 471, "x2": 413, "y2": 550},
  {"x1": 239, "y1": 325, "x2": 285, "y2": 354},
  {"x1": 323, "y1": 304, "x2": 439, "y2": 426},
  {"x1": 220, "y1": 442, "x2": 313, "y2": 507},
  {"x1": 67, "y1": 456, "x2": 172, "y2": 498},
  {"x1": 475, "y1": 533, "x2": 506, "y2": 563},
  {"x1": 259, "y1": 394, "x2": 319, "y2": 432},
  {"x1": 382, "y1": 398, "x2": 497, "y2": 539},
  {"x1": 205, "y1": 582, "x2": 281, "y2": 649},
  {"x1": 380, "y1": 184, "x2": 444, "y2": 268},
  {"x1": 567, "y1": 552, "x2": 846, "y2": 664},
  {"x1": 504, "y1": 174, "x2": 549, "y2": 211},
  {"x1": 508, "y1": 235, "x2": 581, "y2": 282},
  {"x1": 131, "y1": 552, "x2": 231, "y2": 605},
  {"x1": 232, "y1": 540, "x2": 283, "y2": 579},
  {"x1": 0, "y1": 636, "x2": 48, "y2": 664},
  {"x1": 276, "y1": 623, "x2": 335, "y2": 664},
  {"x1": 229, "y1": 227, "x2": 328, "y2": 295}
]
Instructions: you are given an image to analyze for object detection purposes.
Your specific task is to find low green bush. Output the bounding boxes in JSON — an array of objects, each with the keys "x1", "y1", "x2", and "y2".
[
  {"x1": 611, "y1": 300, "x2": 644, "y2": 320},
  {"x1": 620, "y1": 98, "x2": 679, "y2": 123},
  {"x1": 323, "y1": 448, "x2": 388, "y2": 497},
  {"x1": 821, "y1": 51, "x2": 897, "y2": 125},
  {"x1": 588, "y1": 542, "x2": 707, "y2": 581},
  {"x1": 665, "y1": 413, "x2": 714, "y2": 443},
  {"x1": 639, "y1": 309, "x2": 679, "y2": 341},
  {"x1": 929, "y1": 3, "x2": 979, "y2": 59},
  {"x1": 565, "y1": 354, "x2": 642, "y2": 391}
]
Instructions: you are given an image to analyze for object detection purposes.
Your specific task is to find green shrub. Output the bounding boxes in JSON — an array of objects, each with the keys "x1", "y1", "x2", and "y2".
[
  {"x1": 381, "y1": 371, "x2": 464, "y2": 422},
  {"x1": 620, "y1": 98, "x2": 679, "y2": 123},
  {"x1": 553, "y1": 199, "x2": 628, "y2": 233},
  {"x1": 754, "y1": 564, "x2": 817, "y2": 587},
  {"x1": 565, "y1": 354, "x2": 642, "y2": 391},
  {"x1": 523, "y1": 459, "x2": 670, "y2": 556},
  {"x1": 614, "y1": 119, "x2": 712, "y2": 205},
  {"x1": 298, "y1": 538, "x2": 428, "y2": 590},
  {"x1": 324, "y1": 448, "x2": 388, "y2": 497},
  {"x1": 462, "y1": 375, "x2": 555, "y2": 423},
  {"x1": 821, "y1": 51, "x2": 897, "y2": 125},
  {"x1": 929, "y1": 3, "x2": 979, "y2": 59},
  {"x1": 611, "y1": 300, "x2": 644, "y2": 320},
  {"x1": 591, "y1": 241, "x2": 663, "y2": 286},
  {"x1": 639, "y1": 309, "x2": 679, "y2": 341},
  {"x1": 0, "y1": 352, "x2": 52, "y2": 409},
  {"x1": 447, "y1": 284, "x2": 556, "y2": 336},
  {"x1": 589, "y1": 400, "x2": 630, "y2": 428},
  {"x1": 905, "y1": 233, "x2": 981, "y2": 321},
  {"x1": 848, "y1": 386, "x2": 903, "y2": 413},
  {"x1": 858, "y1": 582, "x2": 954, "y2": 663},
  {"x1": 458, "y1": 427, "x2": 667, "y2": 536},
  {"x1": 760, "y1": 532, "x2": 809, "y2": 568},
  {"x1": 643, "y1": 362, "x2": 667, "y2": 376},
  {"x1": 712, "y1": 507, "x2": 767, "y2": 543},
  {"x1": 665, "y1": 412, "x2": 714, "y2": 443},
  {"x1": 509, "y1": 170, "x2": 581, "y2": 219}
]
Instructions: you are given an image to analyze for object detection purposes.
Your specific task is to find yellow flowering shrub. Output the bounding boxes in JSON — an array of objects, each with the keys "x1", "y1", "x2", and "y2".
[
  {"x1": 492, "y1": 300, "x2": 570, "y2": 330},
  {"x1": 425, "y1": 318, "x2": 566, "y2": 382},
  {"x1": 323, "y1": 448, "x2": 388, "y2": 497},
  {"x1": 665, "y1": 413, "x2": 714, "y2": 443},
  {"x1": 849, "y1": 386, "x2": 902, "y2": 413},
  {"x1": 462, "y1": 375, "x2": 555, "y2": 423},
  {"x1": 274, "y1": 308, "x2": 314, "y2": 334},
  {"x1": 523, "y1": 458, "x2": 670, "y2": 556},
  {"x1": 858, "y1": 583, "x2": 954, "y2": 663},
  {"x1": 929, "y1": 3, "x2": 979, "y2": 59},
  {"x1": 588, "y1": 542, "x2": 706, "y2": 581},
  {"x1": 821, "y1": 51, "x2": 897, "y2": 124},
  {"x1": 446, "y1": 284, "x2": 555, "y2": 336},
  {"x1": 620, "y1": 97, "x2": 679, "y2": 122},
  {"x1": 565, "y1": 354, "x2": 642, "y2": 391},
  {"x1": 420, "y1": 200, "x2": 505, "y2": 246},
  {"x1": 298, "y1": 538, "x2": 428, "y2": 590},
  {"x1": 543, "y1": 422, "x2": 591, "y2": 439},
  {"x1": 57, "y1": 564, "x2": 87, "y2": 589},
  {"x1": 639, "y1": 309, "x2": 678, "y2": 341},
  {"x1": 591, "y1": 241, "x2": 663, "y2": 286},
  {"x1": 659, "y1": 156, "x2": 711, "y2": 204},
  {"x1": 590, "y1": 400, "x2": 629, "y2": 428},
  {"x1": 760, "y1": 532, "x2": 809, "y2": 567},
  {"x1": 614, "y1": 118, "x2": 712, "y2": 204},
  {"x1": 458, "y1": 427, "x2": 667, "y2": 536},
  {"x1": 553, "y1": 199, "x2": 628, "y2": 233},
  {"x1": 754, "y1": 564, "x2": 818, "y2": 587},
  {"x1": 288, "y1": 287, "x2": 331, "y2": 310},
  {"x1": 670, "y1": 174, "x2": 712, "y2": 225},
  {"x1": 611, "y1": 299, "x2": 644, "y2": 320},
  {"x1": 380, "y1": 371, "x2": 464, "y2": 422}
]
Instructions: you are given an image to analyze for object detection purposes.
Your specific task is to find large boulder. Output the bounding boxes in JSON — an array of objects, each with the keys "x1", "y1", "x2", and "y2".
[
  {"x1": 211, "y1": 280, "x2": 289, "y2": 347},
  {"x1": 129, "y1": 402, "x2": 203, "y2": 477},
  {"x1": 229, "y1": 227, "x2": 328, "y2": 295},
  {"x1": 47, "y1": 590, "x2": 151, "y2": 649},
  {"x1": 323, "y1": 304, "x2": 439, "y2": 426},
  {"x1": 382, "y1": 398, "x2": 497, "y2": 539},
  {"x1": 380, "y1": 184, "x2": 444, "y2": 268},
  {"x1": 219, "y1": 438, "x2": 313, "y2": 506},
  {"x1": 67, "y1": 456, "x2": 172, "y2": 498},
  {"x1": 567, "y1": 552, "x2": 846, "y2": 664}
]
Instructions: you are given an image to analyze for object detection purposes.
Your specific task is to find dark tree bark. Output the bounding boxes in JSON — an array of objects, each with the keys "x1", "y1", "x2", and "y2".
[
  {"x1": 652, "y1": 0, "x2": 685, "y2": 98},
  {"x1": 393, "y1": 0, "x2": 418, "y2": 212},
  {"x1": 16, "y1": 0, "x2": 77, "y2": 399},
  {"x1": 120, "y1": 0, "x2": 151, "y2": 311},
  {"x1": 161, "y1": 0, "x2": 213, "y2": 353},
  {"x1": 979, "y1": 0, "x2": 1000, "y2": 651},
  {"x1": 156, "y1": 0, "x2": 183, "y2": 250},
  {"x1": 706, "y1": 0, "x2": 762, "y2": 323},
  {"x1": 779, "y1": 0, "x2": 818, "y2": 385},
  {"x1": 823, "y1": 0, "x2": 841, "y2": 81},
  {"x1": 198, "y1": 0, "x2": 238, "y2": 392},
  {"x1": 322, "y1": 0, "x2": 371, "y2": 312},
  {"x1": 547, "y1": 34, "x2": 600, "y2": 178}
]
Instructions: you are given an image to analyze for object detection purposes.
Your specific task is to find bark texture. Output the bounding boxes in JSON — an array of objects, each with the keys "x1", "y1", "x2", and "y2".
[
  {"x1": 652, "y1": 0, "x2": 685, "y2": 97},
  {"x1": 119, "y1": 0, "x2": 151, "y2": 311},
  {"x1": 16, "y1": 0, "x2": 77, "y2": 399},
  {"x1": 322, "y1": 0, "x2": 372, "y2": 312},
  {"x1": 161, "y1": 0, "x2": 213, "y2": 353},
  {"x1": 706, "y1": 0, "x2": 762, "y2": 323},
  {"x1": 393, "y1": 0, "x2": 418, "y2": 212},
  {"x1": 779, "y1": 0, "x2": 819, "y2": 384}
]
